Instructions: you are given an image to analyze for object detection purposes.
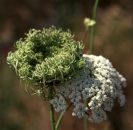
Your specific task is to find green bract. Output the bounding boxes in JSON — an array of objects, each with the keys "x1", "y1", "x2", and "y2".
[{"x1": 7, "y1": 26, "x2": 85, "y2": 100}]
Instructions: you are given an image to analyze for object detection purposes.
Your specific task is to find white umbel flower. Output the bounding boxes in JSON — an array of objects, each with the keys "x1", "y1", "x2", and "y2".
[
  {"x1": 50, "y1": 94, "x2": 66, "y2": 113},
  {"x1": 50, "y1": 54, "x2": 126, "y2": 123},
  {"x1": 73, "y1": 103, "x2": 86, "y2": 118}
]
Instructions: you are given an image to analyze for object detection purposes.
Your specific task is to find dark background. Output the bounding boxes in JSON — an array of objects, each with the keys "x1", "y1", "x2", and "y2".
[{"x1": 0, "y1": 0, "x2": 133, "y2": 130}]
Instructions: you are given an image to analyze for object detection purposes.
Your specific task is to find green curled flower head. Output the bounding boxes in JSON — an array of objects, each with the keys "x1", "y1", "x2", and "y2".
[{"x1": 7, "y1": 26, "x2": 85, "y2": 100}]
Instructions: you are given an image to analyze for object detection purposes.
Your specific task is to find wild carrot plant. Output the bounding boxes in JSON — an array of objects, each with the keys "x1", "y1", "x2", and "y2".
[{"x1": 6, "y1": 0, "x2": 126, "y2": 130}]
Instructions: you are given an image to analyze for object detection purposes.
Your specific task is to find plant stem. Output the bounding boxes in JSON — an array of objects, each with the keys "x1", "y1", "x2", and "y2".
[
  {"x1": 84, "y1": 100, "x2": 88, "y2": 130},
  {"x1": 84, "y1": 0, "x2": 99, "y2": 130},
  {"x1": 55, "y1": 102, "x2": 72, "y2": 130},
  {"x1": 83, "y1": 30, "x2": 88, "y2": 44},
  {"x1": 90, "y1": 0, "x2": 99, "y2": 54},
  {"x1": 50, "y1": 103, "x2": 55, "y2": 130},
  {"x1": 50, "y1": 88, "x2": 55, "y2": 130}
]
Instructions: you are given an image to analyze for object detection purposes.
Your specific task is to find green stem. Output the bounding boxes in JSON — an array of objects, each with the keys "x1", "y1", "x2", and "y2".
[
  {"x1": 50, "y1": 88, "x2": 55, "y2": 130},
  {"x1": 55, "y1": 102, "x2": 72, "y2": 130},
  {"x1": 50, "y1": 103, "x2": 55, "y2": 130},
  {"x1": 90, "y1": 0, "x2": 99, "y2": 54},
  {"x1": 84, "y1": 100, "x2": 88, "y2": 130},
  {"x1": 84, "y1": 0, "x2": 99, "y2": 130}
]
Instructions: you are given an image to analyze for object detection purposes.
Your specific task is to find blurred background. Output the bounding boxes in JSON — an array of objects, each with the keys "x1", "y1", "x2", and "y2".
[{"x1": 0, "y1": 0, "x2": 133, "y2": 130}]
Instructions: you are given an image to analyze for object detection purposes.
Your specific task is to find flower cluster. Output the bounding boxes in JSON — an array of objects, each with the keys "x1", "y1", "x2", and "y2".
[
  {"x1": 6, "y1": 25, "x2": 126, "y2": 123},
  {"x1": 50, "y1": 54, "x2": 126, "y2": 123},
  {"x1": 7, "y1": 26, "x2": 84, "y2": 100}
]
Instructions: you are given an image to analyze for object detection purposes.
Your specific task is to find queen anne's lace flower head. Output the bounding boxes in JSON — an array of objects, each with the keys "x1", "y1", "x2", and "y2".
[
  {"x1": 7, "y1": 26, "x2": 84, "y2": 100},
  {"x1": 50, "y1": 54, "x2": 126, "y2": 123}
]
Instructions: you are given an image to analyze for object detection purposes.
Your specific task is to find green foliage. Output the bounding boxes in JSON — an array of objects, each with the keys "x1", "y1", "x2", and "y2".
[{"x1": 7, "y1": 26, "x2": 85, "y2": 100}]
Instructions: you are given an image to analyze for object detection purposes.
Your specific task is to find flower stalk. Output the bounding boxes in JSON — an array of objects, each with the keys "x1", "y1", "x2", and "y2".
[
  {"x1": 55, "y1": 102, "x2": 72, "y2": 130},
  {"x1": 84, "y1": 0, "x2": 99, "y2": 130},
  {"x1": 90, "y1": 0, "x2": 99, "y2": 54},
  {"x1": 50, "y1": 102, "x2": 55, "y2": 130},
  {"x1": 84, "y1": 100, "x2": 88, "y2": 130}
]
